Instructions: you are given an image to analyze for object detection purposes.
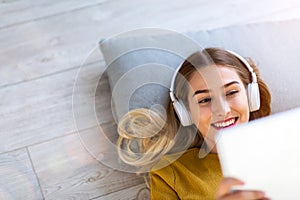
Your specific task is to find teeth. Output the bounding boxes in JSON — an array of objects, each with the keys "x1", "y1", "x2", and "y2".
[{"x1": 214, "y1": 118, "x2": 235, "y2": 128}]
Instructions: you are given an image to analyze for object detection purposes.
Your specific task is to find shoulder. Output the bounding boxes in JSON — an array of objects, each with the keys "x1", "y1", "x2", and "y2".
[
  {"x1": 151, "y1": 148, "x2": 221, "y2": 176},
  {"x1": 150, "y1": 148, "x2": 200, "y2": 189},
  {"x1": 150, "y1": 148, "x2": 222, "y2": 199},
  {"x1": 151, "y1": 148, "x2": 200, "y2": 171}
]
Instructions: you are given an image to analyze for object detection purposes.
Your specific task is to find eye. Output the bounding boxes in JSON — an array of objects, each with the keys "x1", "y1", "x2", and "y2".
[
  {"x1": 198, "y1": 97, "x2": 212, "y2": 104},
  {"x1": 226, "y1": 90, "x2": 239, "y2": 96}
]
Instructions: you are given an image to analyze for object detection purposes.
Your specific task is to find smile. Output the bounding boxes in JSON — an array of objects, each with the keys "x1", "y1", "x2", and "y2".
[{"x1": 211, "y1": 117, "x2": 238, "y2": 129}]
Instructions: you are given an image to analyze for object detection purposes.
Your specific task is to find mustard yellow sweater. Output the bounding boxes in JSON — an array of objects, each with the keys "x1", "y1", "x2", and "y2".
[{"x1": 150, "y1": 148, "x2": 222, "y2": 200}]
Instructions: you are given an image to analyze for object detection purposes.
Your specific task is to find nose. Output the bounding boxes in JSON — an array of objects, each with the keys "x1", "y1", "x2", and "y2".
[{"x1": 212, "y1": 96, "x2": 231, "y2": 117}]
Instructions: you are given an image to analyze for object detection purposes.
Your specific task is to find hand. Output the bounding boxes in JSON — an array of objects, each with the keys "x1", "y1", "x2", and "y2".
[{"x1": 215, "y1": 177, "x2": 270, "y2": 200}]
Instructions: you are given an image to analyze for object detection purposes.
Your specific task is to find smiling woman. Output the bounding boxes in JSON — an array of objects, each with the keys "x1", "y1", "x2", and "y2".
[{"x1": 117, "y1": 48, "x2": 272, "y2": 199}]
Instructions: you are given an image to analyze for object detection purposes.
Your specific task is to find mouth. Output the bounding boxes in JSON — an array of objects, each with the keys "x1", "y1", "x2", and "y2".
[{"x1": 211, "y1": 117, "x2": 238, "y2": 130}]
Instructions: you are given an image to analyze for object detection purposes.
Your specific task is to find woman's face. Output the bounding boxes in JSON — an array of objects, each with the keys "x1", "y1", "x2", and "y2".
[{"x1": 187, "y1": 65, "x2": 250, "y2": 153}]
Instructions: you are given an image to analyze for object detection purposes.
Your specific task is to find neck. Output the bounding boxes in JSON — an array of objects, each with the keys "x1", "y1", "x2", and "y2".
[{"x1": 203, "y1": 141, "x2": 218, "y2": 154}]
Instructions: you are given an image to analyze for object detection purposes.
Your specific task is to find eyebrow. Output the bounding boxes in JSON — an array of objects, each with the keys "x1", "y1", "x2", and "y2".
[{"x1": 193, "y1": 81, "x2": 240, "y2": 96}]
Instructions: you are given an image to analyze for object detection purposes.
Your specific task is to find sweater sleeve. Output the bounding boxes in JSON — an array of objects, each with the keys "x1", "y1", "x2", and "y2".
[{"x1": 150, "y1": 166, "x2": 179, "y2": 200}]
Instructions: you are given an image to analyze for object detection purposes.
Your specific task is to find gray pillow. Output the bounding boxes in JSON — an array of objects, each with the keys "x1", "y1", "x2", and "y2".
[{"x1": 100, "y1": 29, "x2": 202, "y2": 122}]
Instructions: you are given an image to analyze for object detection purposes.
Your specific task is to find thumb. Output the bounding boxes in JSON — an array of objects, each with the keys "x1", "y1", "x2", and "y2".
[{"x1": 215, "y1": 177, "x2": 244, "y2": 198}]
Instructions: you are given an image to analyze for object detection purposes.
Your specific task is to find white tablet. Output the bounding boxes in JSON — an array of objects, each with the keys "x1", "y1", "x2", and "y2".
[{"x1": 216, "y1": 107, "x2": 300, "y2": 199}]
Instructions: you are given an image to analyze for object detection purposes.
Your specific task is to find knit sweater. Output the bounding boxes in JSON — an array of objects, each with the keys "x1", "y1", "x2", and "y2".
[{"x1": 150, "y1": 148, "x2": 222, "y2": 200}]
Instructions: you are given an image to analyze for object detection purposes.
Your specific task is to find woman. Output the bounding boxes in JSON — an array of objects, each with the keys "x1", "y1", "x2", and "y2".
[{"x1": 117, "y1": 48, "x2": 271, "y2": 199}]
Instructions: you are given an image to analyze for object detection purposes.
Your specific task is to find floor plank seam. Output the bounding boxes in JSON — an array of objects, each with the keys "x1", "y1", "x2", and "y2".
[
  {"x1": 26, "y1": 147, "x2": 46, "y2": 200},
  {"x1": 28, "y1": 131, "x2": 75, "y2": 150},
  {"x1": 0, "y1": 123, "x2": 107, "y2": 157},
  {"x1": 0, "y1": 146, "x2": 32, "y2": 156},
  {"x1": 0, "y1": 59, "x2": 104, "y2": 89},
  {"x1": 0, "y1": 1, "x2": 107, "y2": 30},
  {"x1": 73, "y1": 123, "x2": 117, "y2": 164},
  {"x1": 88, "y1": 183, "x2": 146, "y2": 200},
  {"x1": 0, "y1": 132, "x2": 74, "y2": 156}
]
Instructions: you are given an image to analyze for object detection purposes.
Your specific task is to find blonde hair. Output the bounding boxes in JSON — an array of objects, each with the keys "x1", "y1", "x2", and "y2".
[
  {"x1": 117, "y1": 105, "x2": 201, "y2": 187},
  {"x1": 117, "y1": 105, "x2": 177, "y2": 172}
]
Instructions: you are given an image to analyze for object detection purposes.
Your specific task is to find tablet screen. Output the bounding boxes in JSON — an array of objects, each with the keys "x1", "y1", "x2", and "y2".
[{"x1": 216, "y1": 107, "x2": 300, "y2": 199}]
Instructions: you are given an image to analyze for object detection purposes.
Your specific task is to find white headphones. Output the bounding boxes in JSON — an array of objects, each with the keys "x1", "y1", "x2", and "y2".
[{"x1": 169, "y1": 49, "x2": 261, "y2": 126}]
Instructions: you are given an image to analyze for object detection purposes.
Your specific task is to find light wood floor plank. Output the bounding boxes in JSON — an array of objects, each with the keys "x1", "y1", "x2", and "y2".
[
  {"x1": 93, "y1": 184, "x2": 149, "y2": 200},
  {"x1": 0, "y1": 0, "x2": 107, "y2": 29},
  {"x1": 0, "y1": 6, "x2": 105, "y2": 88},
  {"x1": 28, "y1": 134, "x2": 144, "y2": 200},
  {"x1": 0, "y1": 148, "x2": 43, "y2": 199},
  {"x1": 0, "y1": 61, "x2": 106, "y2": 153}
]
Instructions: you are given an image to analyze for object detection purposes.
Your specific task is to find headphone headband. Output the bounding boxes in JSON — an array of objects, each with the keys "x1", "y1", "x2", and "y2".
[
  {"x1": 169, "y1": 59, "x2": 185, "y2": 103},
  {"x1": 225, "y1": 50, "x2": 257, "y2": 83}
]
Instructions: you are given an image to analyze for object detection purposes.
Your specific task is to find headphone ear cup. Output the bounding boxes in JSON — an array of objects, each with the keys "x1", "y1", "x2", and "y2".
[
  {"x1": 247, "y1": 82, "x2": 260, "y2": 112},
  {"x1": 173, "y1": 100, "x2": 192, "y2": 126}
]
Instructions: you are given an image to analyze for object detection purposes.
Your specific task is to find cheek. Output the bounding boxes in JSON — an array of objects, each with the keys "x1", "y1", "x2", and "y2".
[
  {"x1": 239, "y1": 102, "x2": 250, "y2": 122},
  {"x1": 231, "y1": 93, "x2": 250, "y2": 122},
  {"x1": 198, "y1": 114, "x2": 212, "y2": 134},
  {"x1": 190, "y1": 106, "x2": 212, "y2": 134},
  {"x1": 188, "y1": 100, "x2": 199, "y2": 124}
]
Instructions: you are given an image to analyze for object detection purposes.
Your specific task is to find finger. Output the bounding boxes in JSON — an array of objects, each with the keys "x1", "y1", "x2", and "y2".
[
  {"x1": 260, "y1": 197, "x2": 271, "y2": 200},
  {"x1": 216, "y1": 177, "x2": 244, "y2": 197},
  {"x1": 225, "y1": 190, "x2": 266, "y2": 200}
]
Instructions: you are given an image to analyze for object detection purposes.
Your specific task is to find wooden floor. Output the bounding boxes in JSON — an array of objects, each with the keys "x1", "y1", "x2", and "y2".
[{"x1": 1, "y1": 0, "x2": 300, "y2": 199}]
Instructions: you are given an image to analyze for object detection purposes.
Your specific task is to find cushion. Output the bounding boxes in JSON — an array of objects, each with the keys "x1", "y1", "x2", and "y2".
[
  {"x1": 100, "y1": 19, "x2": 300, "y2": 119},
  {"x1": 100, "y1": 29, "x2": 202, "y2": 122}
]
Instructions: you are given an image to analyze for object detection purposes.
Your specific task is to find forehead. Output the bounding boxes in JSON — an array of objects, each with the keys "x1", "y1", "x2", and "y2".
[{"x1": 189, "y1": 65, "x2": 242, "y2": 90}]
